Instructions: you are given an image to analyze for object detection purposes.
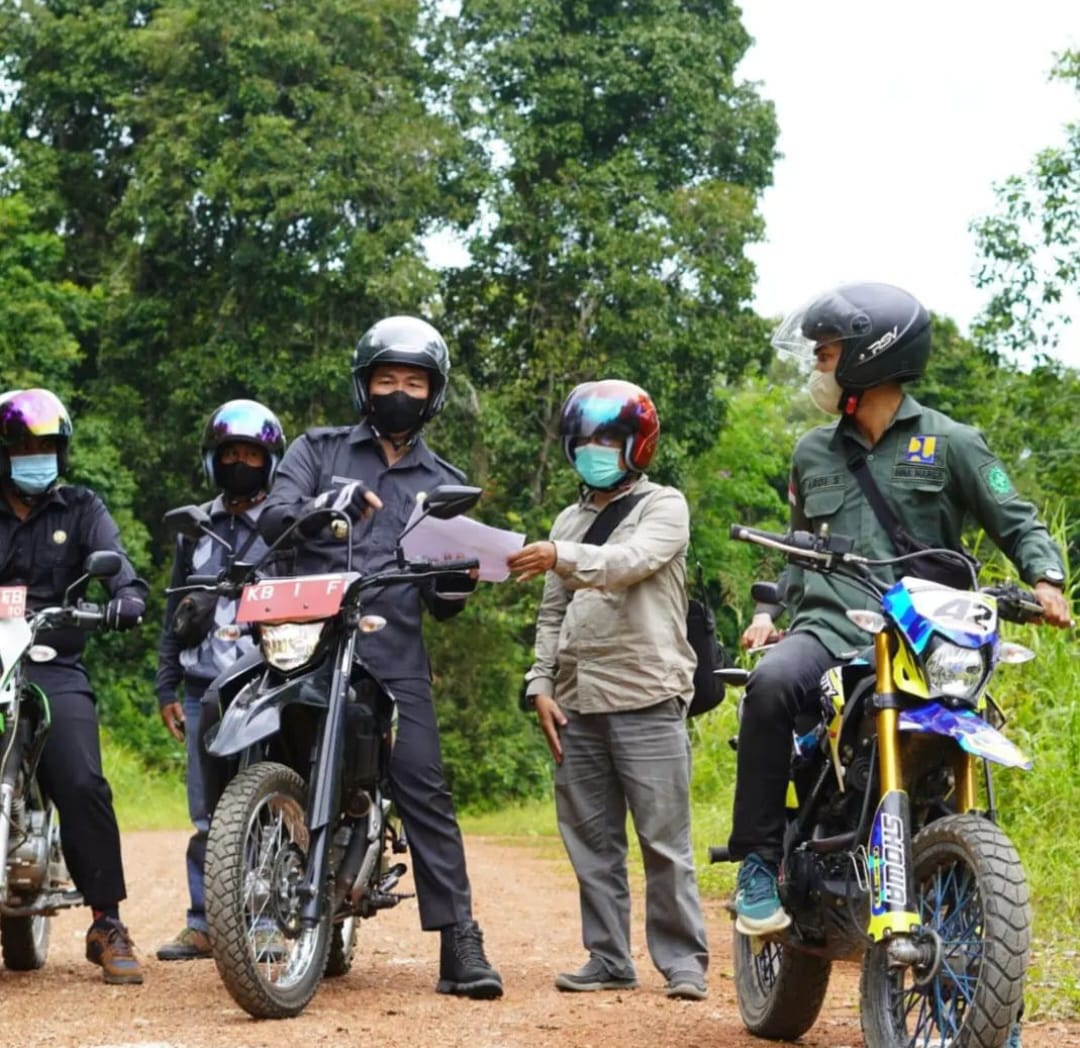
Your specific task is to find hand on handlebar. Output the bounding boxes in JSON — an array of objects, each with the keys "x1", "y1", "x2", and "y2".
[
  {"x1": 1033, "y1": 580, "x2": 1074, "y2": 629},
  {"x1": 104, "y1": 596, "x2": 145, "y2": 631}
]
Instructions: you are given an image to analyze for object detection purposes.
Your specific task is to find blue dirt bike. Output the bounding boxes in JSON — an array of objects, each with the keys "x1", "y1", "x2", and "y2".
[{"x1": 714, "y1": 524, "x2": 1045, "y2": 1048}]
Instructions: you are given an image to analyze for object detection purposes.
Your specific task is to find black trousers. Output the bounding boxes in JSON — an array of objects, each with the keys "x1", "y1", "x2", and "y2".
[
  {"x1": 35, "y1": 687, "x2": 126, "y2": 909},
  {"x1": 727, "y1": 631, "x2": 837, "y2": 867},
  {"x1": 199, "y1": 670, "x2": 473, "y2": 932}
]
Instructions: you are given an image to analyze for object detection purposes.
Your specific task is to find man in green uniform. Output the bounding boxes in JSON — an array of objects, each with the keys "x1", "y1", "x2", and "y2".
[{"x1": 729, "y1": 282, "x2": 1072, "y2": 936}]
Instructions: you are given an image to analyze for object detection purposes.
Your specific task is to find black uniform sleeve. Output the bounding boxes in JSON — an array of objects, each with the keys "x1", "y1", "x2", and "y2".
[
  {"x1": 83, "y1": 493, "x2": 150, "y2": 605},
  {"x1": 154, "y1": 535, "x2": 189, "y2": 706},
  {"x1": 259, "y1": 434, "x2": 322, "y2": 543}
]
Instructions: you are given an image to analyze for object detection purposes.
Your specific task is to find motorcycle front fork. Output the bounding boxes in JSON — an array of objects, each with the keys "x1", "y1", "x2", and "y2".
[{"x1": 868, "y1": 631, "x2": 981, "y2": 947}]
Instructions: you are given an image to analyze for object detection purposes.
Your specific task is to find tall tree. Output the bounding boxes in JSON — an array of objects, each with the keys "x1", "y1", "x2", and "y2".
[
  {"x1": 1, "y1": 0, "x2": 483, "y2": 529},
  {"x1": 436, "y1": 0, "x2": 778, "y2": 511},
  {"x1": 971, "y1": 49, "x2": 1079, "y2": 362}
]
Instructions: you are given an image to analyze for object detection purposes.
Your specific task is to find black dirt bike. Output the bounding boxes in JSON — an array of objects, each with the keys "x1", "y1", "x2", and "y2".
[
  {"x1": 164, "y1": 484, "x2": 482, "y2": 1019},
  {"x1": 0, "y1": 551, "x2": 122, "y2": 970},
  {"x1": 713, "y1": 523, "x2": 1045, "y2": 1048}
]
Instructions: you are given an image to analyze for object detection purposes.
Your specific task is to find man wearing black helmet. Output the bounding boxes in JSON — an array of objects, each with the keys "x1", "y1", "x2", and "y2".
[
  {"x1": 729, "y1": 282, "x2": 1072, "y2": 938},
  {"x1": 154, "y1": 399, "x2": 286, "y2": 962},
  {"x1": 0, "y1": 388, "x2": 148, "y2": 984},
  {"x1": 258, "y1": 315, "x2": 503, "y2": 1000}
]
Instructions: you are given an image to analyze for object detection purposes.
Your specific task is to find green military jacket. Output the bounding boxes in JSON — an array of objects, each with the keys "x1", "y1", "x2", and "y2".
[{"x1": 786, "y1": 394, "x2": 1065, "y2": 658}]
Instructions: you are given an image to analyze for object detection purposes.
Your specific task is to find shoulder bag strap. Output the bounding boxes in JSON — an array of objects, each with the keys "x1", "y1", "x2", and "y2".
[
  {"x1": 846, "y1": 451, "x2": 908, "y2": 551},
  {"x1": 580, "y1": 491, "x2": 647, "y2": 546}
]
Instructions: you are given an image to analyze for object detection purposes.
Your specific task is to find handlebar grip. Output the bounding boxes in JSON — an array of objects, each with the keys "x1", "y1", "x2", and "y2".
[
  {"x1": 729, "y1": 524, "x2": 784, "y2": 544},
  {"x1": 431, "y1": 558, "x2": 480, "y2": 573}
]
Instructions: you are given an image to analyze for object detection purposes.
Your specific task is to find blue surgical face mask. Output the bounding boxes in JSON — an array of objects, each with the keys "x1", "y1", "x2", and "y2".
[
  {"x1": 9, "y1": 453, "x2": 59, "y2": 495},
  {"x1": 573, "y1": 444, "x2": 627, "y2": 490}
]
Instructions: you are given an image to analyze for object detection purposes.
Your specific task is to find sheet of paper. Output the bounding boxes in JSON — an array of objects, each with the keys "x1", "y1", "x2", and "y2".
[{"x1": 401, "y1": 505, "x2": 525, "y2": 582}]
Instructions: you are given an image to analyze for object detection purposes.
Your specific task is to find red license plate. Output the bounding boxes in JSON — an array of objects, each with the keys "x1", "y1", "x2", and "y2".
[
  {"x1": 0, "y1": 586, "x2": 27, "y2": 620},
  {"x1": 237, "y1": 574, "x2": 357, "y2": 624}
]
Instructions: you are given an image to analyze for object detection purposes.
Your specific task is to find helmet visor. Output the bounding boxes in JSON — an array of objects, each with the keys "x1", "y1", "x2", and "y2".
[
  {"x1": 771, "y1": 288, "x2": 872, "y2": 367},
  {"x1": 562, "y1": 382, "x2": 648, "y2": 442},
  {"x1": 206, "y1": 400, "x2": 284, "y2": 451}
]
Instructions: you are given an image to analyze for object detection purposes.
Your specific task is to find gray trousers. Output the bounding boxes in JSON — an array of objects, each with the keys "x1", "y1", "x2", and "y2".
[{"x1": 555, "y1": 698, "x2": 708, "y2": 982}]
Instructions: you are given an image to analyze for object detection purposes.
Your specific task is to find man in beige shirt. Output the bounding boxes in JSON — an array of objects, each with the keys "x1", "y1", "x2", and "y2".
[{"x1": 509, "y1": 379, "x2": 708, "y2": 1001}]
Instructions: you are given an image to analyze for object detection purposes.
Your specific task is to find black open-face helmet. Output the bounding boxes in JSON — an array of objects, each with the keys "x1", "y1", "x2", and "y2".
[
  {"x1": 201, "y1": 399, "x2": 286, "y2": 490},
  {"x1": 771, "y1": 282, "x2": 931, "y2": 391},
  {"x1": 350, "y1": 316, "x2": 450, "y2": 422}
]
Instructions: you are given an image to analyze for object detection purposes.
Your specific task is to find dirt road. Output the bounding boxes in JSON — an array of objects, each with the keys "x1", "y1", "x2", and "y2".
[{"x1": 2, "y1": 830, "x2": 1078, "y2": 1048}]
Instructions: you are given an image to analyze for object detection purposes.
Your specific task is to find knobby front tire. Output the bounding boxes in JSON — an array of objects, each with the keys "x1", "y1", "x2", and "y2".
[
  {"x1": 204, "y1": 762, "x2": 331, "y2": 1019},
  {"x1": 859, "y1": 813, "x2": 1030, "y2": 1048}
]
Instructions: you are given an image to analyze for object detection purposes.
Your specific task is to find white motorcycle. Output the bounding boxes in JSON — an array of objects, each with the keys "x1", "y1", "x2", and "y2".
[{"x1": 0, "y1": 551, "x2": 120, "y2": 970}]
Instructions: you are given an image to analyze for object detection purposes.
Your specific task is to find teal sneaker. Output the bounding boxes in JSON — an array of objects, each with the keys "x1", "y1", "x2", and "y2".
[
  {"x1": 734, "y1": 853, "x2": 792, "y2": 935},
  {"x1": 1005, "y1": 1021, "x2": 1022, "y2": 1048}
]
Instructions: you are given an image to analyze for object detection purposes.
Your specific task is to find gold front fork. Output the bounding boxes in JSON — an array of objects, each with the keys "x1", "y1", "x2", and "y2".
[
  {"x1": 954, "y1": 752, "x2": 977, "y2": 813},
  {"x1": 874, "y1": 631, "x2": 902, "y2": 792}
]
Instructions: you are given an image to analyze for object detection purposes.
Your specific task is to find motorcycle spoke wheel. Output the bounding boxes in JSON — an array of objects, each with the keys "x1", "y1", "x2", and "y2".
[
  {"x1": 205, "y1": 762, "x2": 330, "y2": 1019},
  {"x1": 860, "y1": 813, "x2": 1029, "y2": 1048},
  {"x1": 732, "y1": 926, "x2": 831, "y2": 1040}
]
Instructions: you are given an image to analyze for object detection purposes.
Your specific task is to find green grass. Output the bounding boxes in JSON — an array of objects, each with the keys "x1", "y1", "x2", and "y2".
[{"x1": 102, "y1": 731, "x2": 188, "y2": 831}]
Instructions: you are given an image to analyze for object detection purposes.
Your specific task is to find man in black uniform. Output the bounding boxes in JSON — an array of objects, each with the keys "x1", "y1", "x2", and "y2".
[
  {"x1": 0, "y1": 388, "x2": 148, "y2": 984},
  {"x1": 259, "y1": 315, "x2": 503, "y2": 999}
]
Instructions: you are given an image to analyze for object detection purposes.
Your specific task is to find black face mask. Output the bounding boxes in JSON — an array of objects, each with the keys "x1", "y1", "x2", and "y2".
[
  {"x1": 216, "y1": 461, "x2": 267, "y2": 497},
  {"x1": 369, "y1": 391, "x2": 427, "y2": 437}
]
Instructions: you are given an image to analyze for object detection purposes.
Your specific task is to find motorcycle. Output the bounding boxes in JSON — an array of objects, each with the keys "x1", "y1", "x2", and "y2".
[
  {"x1": 0, "y1": 551, "x2": 122, "y2": 970},
  {"x1": 164, "y1": 484, "x2": 482, "y2": 1019},
  {"x1": 713, "y1": 523, "x2": 1046, "y2": 1048}
]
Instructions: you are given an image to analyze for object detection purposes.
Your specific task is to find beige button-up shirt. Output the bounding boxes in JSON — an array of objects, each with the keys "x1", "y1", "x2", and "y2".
[{"x1": 523, "y1": 477, "x2": 696, "y2": 713}]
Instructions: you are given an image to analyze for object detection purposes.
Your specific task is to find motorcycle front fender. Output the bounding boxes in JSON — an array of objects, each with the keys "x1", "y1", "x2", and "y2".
[
  {"x1": 208, "y1": 672, "x2": 323, "y2": 757},
  {"x1": 898, "y1": 702, "x2": 1032, "y2": 770}
]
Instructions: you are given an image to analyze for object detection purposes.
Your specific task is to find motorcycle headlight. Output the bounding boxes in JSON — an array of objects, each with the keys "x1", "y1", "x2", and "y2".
[
  {"x1": 925, "y1": 641, "x2": 986, "y2": 700},
  {"x1": 260, "y1": 621, "x2": 326, "y2": 672}
]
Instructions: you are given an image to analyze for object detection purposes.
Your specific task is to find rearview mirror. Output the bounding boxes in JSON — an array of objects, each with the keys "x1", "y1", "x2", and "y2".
[
  {"x1": 164, "y1": 504, "x2": 213, "y2": 540},
  {"x1": 422, "y1": 484, "x2": 483, "y2": 521},
  {"x1": 83, "y1": 550, "x2": 122, "y2": 579}
]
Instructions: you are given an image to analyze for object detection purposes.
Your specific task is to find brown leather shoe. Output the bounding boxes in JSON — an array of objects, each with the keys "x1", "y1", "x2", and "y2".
[
  {"x1": 156, "y1": 926, "x2": 212, "y2": 961},
  {"x1": 85, "y1": 918, "x2": 144, "y2": 985}
]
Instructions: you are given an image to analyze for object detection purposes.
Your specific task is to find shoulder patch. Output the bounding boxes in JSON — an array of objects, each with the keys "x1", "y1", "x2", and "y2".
[
  {"x1": 304, "y1": 425, "x2": 352, "y2": 442},
  {"x1": 432, "y1": 453, "x2": 467, "y2": 483},
  {"x1": 979, "y1": 461, "x2": 1016, "y2": 503}
]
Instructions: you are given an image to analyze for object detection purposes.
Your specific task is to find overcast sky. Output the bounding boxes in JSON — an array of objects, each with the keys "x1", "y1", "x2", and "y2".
[{"x1": 737, "y1": 0, "x2": 1080, "y2": 367}]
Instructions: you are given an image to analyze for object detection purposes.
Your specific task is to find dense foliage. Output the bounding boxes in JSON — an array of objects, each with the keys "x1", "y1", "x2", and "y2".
[{"x1": 1, "y1": 1, "x2": 1076, "y2": 818}]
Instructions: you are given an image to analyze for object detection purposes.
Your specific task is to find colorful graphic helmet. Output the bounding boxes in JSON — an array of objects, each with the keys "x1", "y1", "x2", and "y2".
[
  {"x1": 771, "y1": 282, "x2": 931, "y2": 391},
  {"x1": 201, "y1": 399, "x2": 286, "y2": 489},
  {"x1": 559, "y1": 380, "x2": 659, "y2": 472},
  {"x1": 0, "y1": 388, "x2": 74, "y2": 472},
  {"x1": 351, "y1": 315, "x2": 450, "y2": 423}
]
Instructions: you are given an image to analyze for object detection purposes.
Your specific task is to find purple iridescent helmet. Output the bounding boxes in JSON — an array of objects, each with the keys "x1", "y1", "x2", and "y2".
[
  {"x1": 200, "y1": 399, "x2": 286, "y2": 489},
  {"x1": 0, "y1": 389, "x2": 74, "y2": 471}
]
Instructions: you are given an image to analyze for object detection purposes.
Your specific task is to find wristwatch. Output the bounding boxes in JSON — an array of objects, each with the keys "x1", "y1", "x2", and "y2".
[{"x1": 1038, "y1": 567, "x2": 1066, "y2": 586}]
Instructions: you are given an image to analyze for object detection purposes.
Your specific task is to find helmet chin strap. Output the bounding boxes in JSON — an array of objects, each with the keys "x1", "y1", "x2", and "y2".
[{"x1": 369, "y1": 420, "x2": 423, "y2": 451}]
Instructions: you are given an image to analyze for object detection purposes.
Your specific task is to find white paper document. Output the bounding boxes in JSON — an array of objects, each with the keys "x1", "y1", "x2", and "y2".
[{"x1": 401, "y1": 506, "x2": 526, "y2": 582}]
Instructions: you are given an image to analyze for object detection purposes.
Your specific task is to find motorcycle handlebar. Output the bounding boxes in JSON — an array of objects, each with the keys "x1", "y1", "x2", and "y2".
[
  {"x1": 982, "y1": 583, "x2": 1045, "y2": 624},
  {"x1": 31, "y1": 605, "x2": 105, "y2": 630}
]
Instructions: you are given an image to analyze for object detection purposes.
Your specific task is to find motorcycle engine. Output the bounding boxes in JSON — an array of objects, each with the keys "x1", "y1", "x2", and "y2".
[{"x1": 6, "y1": 808, "x2": 49, "y2": 892}]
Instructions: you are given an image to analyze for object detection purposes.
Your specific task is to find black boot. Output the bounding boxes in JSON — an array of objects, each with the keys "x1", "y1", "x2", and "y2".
[{"x1": 436, "y1": 920, "x2": 503, "y2": 999}]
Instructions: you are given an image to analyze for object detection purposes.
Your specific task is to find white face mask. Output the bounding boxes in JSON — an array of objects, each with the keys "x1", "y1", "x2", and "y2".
[{"x1": 808, "y1": 369, "x2": 843, "y2": 415}]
